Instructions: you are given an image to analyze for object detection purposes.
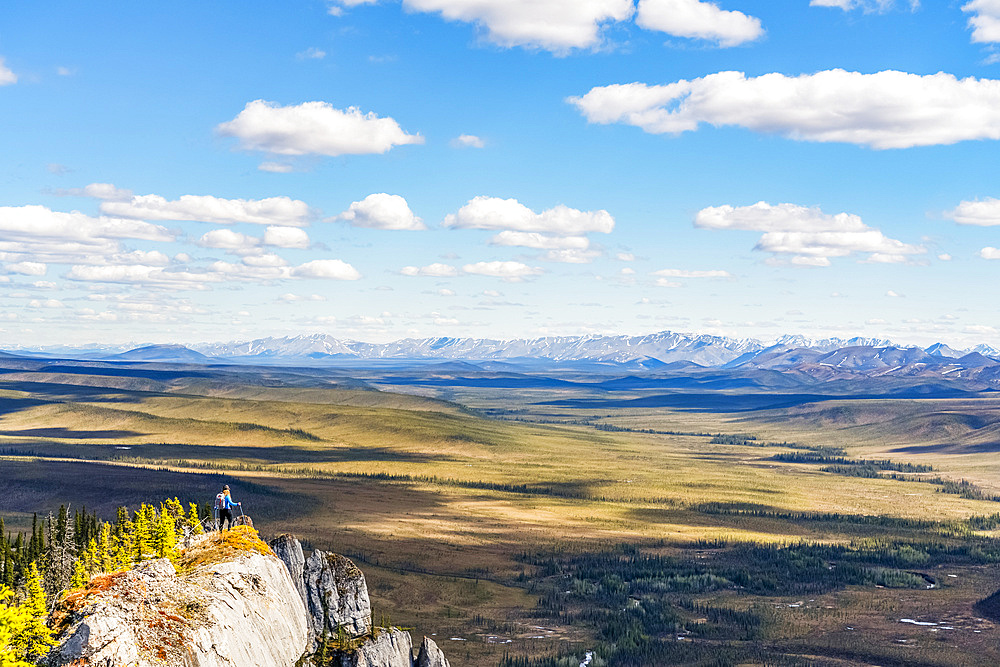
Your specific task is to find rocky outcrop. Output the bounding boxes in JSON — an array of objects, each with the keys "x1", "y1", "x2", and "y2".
[
  {"x1": 337, "y1": 627, "x2": 413, "y2": 667},
  {"x1": 49, "y1": 530, "x2": 447, "y2": 667},
  {"x1": 304, "y1": 549, "x2": 373, "y2": 640},
  {"x1": 48, "y1": 533, "x2": 309, "y2": 667},
  {"x1": 416, "y1": 636, "x2": 451, "y2": 667},
  {"x1": 269, "y1": 536, "x2": 372, "y2": 643}
]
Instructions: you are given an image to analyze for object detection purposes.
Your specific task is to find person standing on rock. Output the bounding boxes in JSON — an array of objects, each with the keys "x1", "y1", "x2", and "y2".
[{"x1": 216, "y1": 485, "x2": 240, "y2": 531}]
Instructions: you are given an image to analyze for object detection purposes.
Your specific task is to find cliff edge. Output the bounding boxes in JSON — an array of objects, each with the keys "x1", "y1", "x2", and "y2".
[{"x1": 46, "y1": 528, "x2": 449, "y2": 667}]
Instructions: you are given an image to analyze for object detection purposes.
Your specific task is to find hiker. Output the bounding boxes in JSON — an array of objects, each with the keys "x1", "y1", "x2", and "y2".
[{"x1": 215, "y1": 485, "x2": 241, "y2": 531}]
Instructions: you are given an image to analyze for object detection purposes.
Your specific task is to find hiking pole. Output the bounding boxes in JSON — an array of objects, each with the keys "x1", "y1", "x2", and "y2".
[{"x1": 238, "y1": 502, "x2": 245, "y2": 526}]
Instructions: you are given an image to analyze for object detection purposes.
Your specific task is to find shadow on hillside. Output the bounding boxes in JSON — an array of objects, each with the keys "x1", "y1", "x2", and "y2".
[
  {"x1": 889, "y1": 442, "x2": 1000, "y2": 454},
  {"x1": 0, "y1": 427, "x2": 145, "y2": 439}
]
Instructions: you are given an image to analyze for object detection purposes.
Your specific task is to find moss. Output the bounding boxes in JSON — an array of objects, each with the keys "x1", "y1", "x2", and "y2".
[{"x1": 174, "y1": 526, "x2": 273, "y2": 573}]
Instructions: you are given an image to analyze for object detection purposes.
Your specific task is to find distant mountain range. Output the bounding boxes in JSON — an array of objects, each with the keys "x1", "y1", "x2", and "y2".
[{"x1": 8, "y1": 332, "x2": 1000, "y2": 385}]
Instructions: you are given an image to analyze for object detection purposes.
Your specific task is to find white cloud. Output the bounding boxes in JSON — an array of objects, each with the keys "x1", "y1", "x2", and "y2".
[
  {"x1": 290, "y1": 259, "x2": 362, "y2": 280},
  {"x1": 29, "y1": 299, "x2": 64, "y2": 309},
  {"x1": 979, "y1": 246, "x2": 1000, "y2": 259},
  {"x1": 636, "y1": 0, "x2": 763, "y2": 47},
  {"x1": 655, "y1": 278, "x2": 682, "y2": 287},
  {"x1": 0, "y1": 205, "x2": 172, "y2": 243},
  {"x1": 279, "y1": 293, "x2": 327, "y2": 302},
  {"x1": 963, "y1": 1, "x2": 1000, "y2": 43},
  {"x1": 445, "y1": 196, "x2": 614, "y2": 234},
  {"x1": 336, "y1": 193, "x2": 425, "y2": 230},
  {"x1": 264, "y1": 226, "x2": 310, "y2": 249},
  {"x1": 33, "y1": 281, "x2": 56, "y2": 289},
  {"x1": 569, "y1": 70, "x2": 1000, "y2": 149},
  {"x1": 489, "y1": 231, "x2": 590, "y2": 250},
  {"x1": 217, "y1": 100, "x2": 423, "y2": 157},
  {"x1": 297, "y1": 47, "x2": 327, "y2": 59},
  {"x1": 451, "y1": 134, "x2": 485, "y2": 148},
  {"x1": 439, "y1": 288, "x2": 456, "y2": 296},
  {"x1": 5, "y1": 262, "x2": 47, "y2": 276},
  {"x1": 695, "y1": 201, "x2": 925, "y2": 264},
  {"x1": 400, "y1": 263, "x2": 459, "y2": 277},
  {"x1": 938, "y1": 253, "x2": 953, "y2": 261},
  {"x1": 241, "y1": 253, "x2": 288, "y2": 268},
  {"x1": 0, "y1": 58, "x2": 16, "y2": 86},
  {"x1": 462, "y1": 260, "x2": 542, "y2": 281},
  {"x1": 616, "y1": 252, "x2": 635, "y2": 261},
  {"x1": 258, "y1": 162, "x2": 295, "y2": 173},
  {"x1": 66, "y1": 265, "x2": 222, "y2": 289},
  {"x1": 335, "y1": 0, "x2": 635, "y2": 52},
  {"x1": 652, "y1": 268, "x2": 732, "y2": 278},
  {"x1": 945, "y1": 197, "x2": 1000, "y2": 225},
  {"x1": 197, "y1": 229, "x2": 260, "y2": 251},
  {"x1": 810, "y1": 0, "x2": 915, "y2": 11},
  {"x1": 102, "y1": 193, "x2": 313, "y2": 226},
  {"x1": 61, "y1": 183, "x2": 134, "y2": 201},
  {"x1": 544, "y1": 249, "x2": 602, "y2": 263}
]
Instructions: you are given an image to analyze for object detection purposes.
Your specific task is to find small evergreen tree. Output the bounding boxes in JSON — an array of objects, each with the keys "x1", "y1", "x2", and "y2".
[
  {"x1": 0, "y1": 584, "x2": 33, "y2": 667},
  {"x1": 14, "y1": 564, "x2": 53, "y2": 662}
]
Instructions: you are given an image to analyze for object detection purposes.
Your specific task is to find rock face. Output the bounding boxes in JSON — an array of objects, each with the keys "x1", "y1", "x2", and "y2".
[
  {"x1": 338, "y1": 627, "x2": 413, "y2": 667},
  {"x1": 269, "y1": 536, "x2": 372, "y2": 643},
  {"x1": 48, "y1": 534, "x2": 309, "y2": 667},
  {"x1": 416, "y1": 636, "x2": 451, "y2": 667},
  {"x1": 270, "y1": 533, "x2": 307, "y2": 604}
]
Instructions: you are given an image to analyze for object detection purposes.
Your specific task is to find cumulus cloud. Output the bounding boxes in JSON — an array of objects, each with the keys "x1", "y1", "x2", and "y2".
[
  {"x1": 652, "y1": 268, "x2": 733, "y2": 278},
  {"x1": 335, "y1": 193, "x2": 425, "y2": 230},
  {"x1": 979, "y1": 246, "x2": 1000, "y2": 259},
  {"x1": 963, "y1": 0, "x2": 1000, "y2": 43},
  {"x1": 5, "y1": 262, "x2": 47, "y2": 276},
  {"x1": 0, "y1": 206, "x2": 174, "y2": 268},
  {"x1": 331, "y1": 0, "x2": 635, "y2": 52},
  {"x1": 489, "y1": 231, "x2": 590, "y2": 250},
  {"x1": 258, "y1": 162, "x2": 295, "y2": 173},
  {"x1": 568, "y1": 70, "x2": 1000, "y2": 149},
  {"x1": 462, "y1": 260, "x2": 542, "y2": 281},
  {"x1": 0, "y1": 58, "x2": 16, "y2": 86},
  {"x1": 544, "y1": 249, "x2": 602, "y2": 263},
  {"x1": 636, "y1": 0, "x2": 763, "y2": 47},
  {"x1": 695, "y1": 201, "x2": 925, "y2": 264},
  {"x1": 945, "y1": 197, "x2": 1000, "y2": 225},
  {"x1": 290, "y1": 259, "x2": 362, "y2": 280},
  {"x1": 445, "y1": 196, "x2": 614, "y2": 235},
  {"x1": 451, "y1": 134, "x2": 486, "y2": 148},
  {"x1": 297, "y1": 47, "x2": 327, "y2": 59},
  {"x1": 264, "y1": 226, "x2": 310, "y2": 249},
  {"x1": 197, "y1": 229, "x2": 259, "y2": 251},
  {"x1": 400, "y1": 263, "x2": 459, "y2": 277},
  {"x1": 101, "y1": 193, "x2": 313, "y2": 226},
  {"x1": 217, "y1": 100, "x2": 423, "y2": 157}
]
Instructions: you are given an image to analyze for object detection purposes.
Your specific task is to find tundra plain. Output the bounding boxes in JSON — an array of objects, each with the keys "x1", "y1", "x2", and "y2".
[{"x1": 2, "y1": 357, "x2": 1000, "y2": 665}]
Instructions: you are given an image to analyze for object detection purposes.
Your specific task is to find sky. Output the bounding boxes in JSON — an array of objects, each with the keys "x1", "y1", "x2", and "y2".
[{"x1": 3, "y1": 0, "x2": 1000, "y2": 348}]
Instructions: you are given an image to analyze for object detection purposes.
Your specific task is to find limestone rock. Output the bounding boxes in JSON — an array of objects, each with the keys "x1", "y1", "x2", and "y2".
[
  {"x1": 337, "y1": 627, "x2": 413, "y2": 667},
  {"x1": 269, "y1": 533, "x2": 307, "y2": 604},
  {"x1": 303, "y1": 549, "x2": 372, "y2": 640},
  {"x1": 416, "y1": 636, "x2": 450, "y2": 667},
  {"x1": 48, "y1": 535, "x2": 308, "y2": 667}
]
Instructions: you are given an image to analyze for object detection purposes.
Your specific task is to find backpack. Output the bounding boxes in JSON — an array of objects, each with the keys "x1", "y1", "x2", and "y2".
[{"x1": 215, "y1": 492, "x2": 226, "y2": 510}]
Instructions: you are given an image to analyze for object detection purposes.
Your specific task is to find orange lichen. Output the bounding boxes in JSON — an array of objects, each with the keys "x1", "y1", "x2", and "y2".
[{"x1": 175, "y1": 526, "x2": 273, "y2": 572}]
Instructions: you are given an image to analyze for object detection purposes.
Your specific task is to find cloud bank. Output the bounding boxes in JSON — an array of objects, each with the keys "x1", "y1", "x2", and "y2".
[{"x1": 569, "y1": 70, "x2": 1000, "y2": 149}]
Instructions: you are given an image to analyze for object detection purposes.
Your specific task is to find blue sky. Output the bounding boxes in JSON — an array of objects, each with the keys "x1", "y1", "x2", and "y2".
[{"x1": 2, "y1": 0, "x2": 1000, "y2": 347}]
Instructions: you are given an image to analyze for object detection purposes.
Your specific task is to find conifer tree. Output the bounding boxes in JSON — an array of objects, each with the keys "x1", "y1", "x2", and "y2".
[
  {"x1": 0, "y1": 585, "x2": 33, "y2": 667},
  {"x1": 15, "y1": 563, "x2": 53, "y2": 662},
  {"x1": 188, "y1": 503, "x2": 203, "y2": 536}
]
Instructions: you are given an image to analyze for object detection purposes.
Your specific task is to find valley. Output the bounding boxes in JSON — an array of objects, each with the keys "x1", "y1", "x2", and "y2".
[{"x1": 2, "y1": 353, "x2": 1000, "y2": 665}]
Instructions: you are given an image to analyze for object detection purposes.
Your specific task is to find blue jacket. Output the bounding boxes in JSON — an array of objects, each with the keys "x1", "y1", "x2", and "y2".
[{"x1": 222, "y1": 494, "x2": 239, "y2": 509}]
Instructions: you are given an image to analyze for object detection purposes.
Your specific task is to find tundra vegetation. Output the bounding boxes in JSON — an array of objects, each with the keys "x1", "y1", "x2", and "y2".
[{"x1": 3, "y1": 359, "x2": 1000, "y2": 665}]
